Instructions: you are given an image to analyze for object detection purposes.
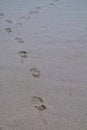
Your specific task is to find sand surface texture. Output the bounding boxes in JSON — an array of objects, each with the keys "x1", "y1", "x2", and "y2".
[{"x1": 0, "y1": 0, "x2": 87, "y2": 129}]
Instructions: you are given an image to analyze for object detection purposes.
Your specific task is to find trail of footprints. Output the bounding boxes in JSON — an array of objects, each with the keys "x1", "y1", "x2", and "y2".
[
  {"x1": 0, "y1": 0, "x2": 59, "y2": 128},
  {"x1": 0, "y1": 0, "x2": 58, "y2": 40}
]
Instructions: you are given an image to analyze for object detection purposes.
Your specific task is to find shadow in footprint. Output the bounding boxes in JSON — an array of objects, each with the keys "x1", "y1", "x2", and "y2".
[
  {"x1": 4, "y1": 28, "x2": 12, "y2": 33},
  {"x1": 30, "y1": 68, "x2": 40, "y2": 78},
  {"x1": 29, "y1": 10, "x2": 39, "y2": 15},
  {"x1": 35, "y1": 104, "x2": 46, "y2": 111},
  {"x1": 31, "y1": 96, "x2": 44, "y2": 105},
  {"x1": 15, "y1": 37, "x2": 24, "y2": 43},
  {"x1": 18, "y1": 51, "x2": 28, "y2": 58},
  {"x1": 0, "y1": 12, "x2": 4, "y2": 16},
  {"x1": 18, "y1": 51, "x2": 28, "y2": 63},
  {"x1": 54, "y1": 0, "x2": 59, "y2": 2},
  {"x1": 49, "y1": 3, "x2": 54, "y2": 5},
  {"x1": 5, "y1": 19, "x2": 12, "y2": 24},
  {"x1": 34, "y1": 32, "x2": 39, "y2": 35},
  {"x1": 26, "y1": 16, "x2": 30, "y2": 20},
  {"x1": 15, "y1": 22, "x2": 22, "y2": 26},
  {"x1": 31, "y1": 96, "x2": 47, "y2": 126},
  {"x1": 35, "y1": 6, "x2": 41, "y2": 10},
  {"x1": 19, "y1": 15, "x2": 26, "y2": 20}
]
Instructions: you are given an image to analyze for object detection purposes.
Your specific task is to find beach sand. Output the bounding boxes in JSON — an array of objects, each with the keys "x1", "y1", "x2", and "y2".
[{"x1": 0, "y1": 0, "x2": 87, "y2": 129}]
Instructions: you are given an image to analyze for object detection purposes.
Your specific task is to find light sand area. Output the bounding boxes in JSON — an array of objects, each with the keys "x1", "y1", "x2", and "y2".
[{"x1": 0, "y1": 0, "x2": 87, "y2": 130}]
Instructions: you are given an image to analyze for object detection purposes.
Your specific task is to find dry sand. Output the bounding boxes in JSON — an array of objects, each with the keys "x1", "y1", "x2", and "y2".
[{"x1": 0, "y1": 0, "x2": 87, "y2": 129}]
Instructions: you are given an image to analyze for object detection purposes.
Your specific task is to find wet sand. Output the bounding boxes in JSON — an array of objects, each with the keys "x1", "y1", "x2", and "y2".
[{"x1": 0, "y1": 0, "x2": 87, "y2": 129}]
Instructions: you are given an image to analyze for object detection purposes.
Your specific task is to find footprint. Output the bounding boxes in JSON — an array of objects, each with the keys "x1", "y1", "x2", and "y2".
[
  {"x1": 15, "y1": 37, "x2": 24, "y2": 43},
  {"x1": 18, "y1": 51, "x2": 28, "y2": 63},
  {"x1": 5, "y1": 19, "x2": 12, "y2": 24},
  {"x1": 18, "y1": 51, "x2": 28, "y2": 58},
  {"x1": 34, "y1": 32, "x2": 39, "y2": 35},
  {"x1": 15, "y1": 22, "x2": 22, "y2": 26},
  {"x1": 31, "y1": 96, "x2": 47, "y2": 125},
  {"x1": 30, "y1": 68, "x2": 40, "y2": 78},
  {"x1": 4, "y1": 28, "x2": 12, "y2": 33},
  {"x1": 19, "y1": 15, "x2": 26, "y2": 20},
  {"x1": 54, "y1": 0, "x2": 59, "y2": 2},
  {"x1": 49, "y1": 3, "x2": 54, "y2": 5},
  {"x1": 35, "y1": 104, "x2": 47, "y2": 125},
  {"x1": 35, "y1": 6, "x2": 41, "y2": 10},
  {"x1": 29, "y1": 10, "x2": 39, "y2": 15},
  {"x1": 31, "y1": 96, "x2": 44, "y2": 105},
  {"x1": 35, "y1": 104, "x2": 46, "y2": 111},
  {"x1": 26, "y1": 16, "x2": 30, "y2": 20},
  {"x1": 0, "y1": 12, "x2": 4, "y2": 16},
  {"x1": 40, "y1": 25, "x2": 47, "y2": 28}
]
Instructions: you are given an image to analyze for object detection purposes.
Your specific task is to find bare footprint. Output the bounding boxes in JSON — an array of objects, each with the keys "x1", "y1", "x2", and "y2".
[
  {"x1": 15, "y1": 22, "x2": 22, "y2": 26},
  {"x1": 41, "y1": 25, "x2": 47, "y2": 28},
  {"x1": 35, "y1": 104, "x2": 46, "y2": 111},
  {"x1": 31, "y1": 96, "x2": 47, "y2": 126},
  {"x1": 15, "y1": 37, "x2": 24, "y2": 43},
  {"x1": 34, "y1": 32, "x2": 39, "y2": 35},
  {"x1": 29, "y1": 10, "x2": 39, "y2": 15},
  {"x1": 5, "y1": 19, "x2": 12, "y2": 24},
  {"x1": 35, "y1": 6, "x2": 41, "y2": 10},
  {"x1": 30, "y1": 68, "x2": 40, "y2": 78},
  {"x1": 26, "y1": 16, "x2": 30, "y2": 20},
  {"x1": 35, "y1": 104, "x2": 47, "y2": 126},
  {"x1": 31, "y1": 96, "x2": 44, "y2": 105},
  {"x1": 19, "y1": 15, "x2": 26, "y2": 20},
  {"x1": 49, "y1": 3, "x2": 54, "y2": 5},
  {"x1": 18, "y1": 51, "x2": 28, "y2": 63},
  {"x1": 4, "y1": 28, "x2": 12, "y2": 33},
  {"x1": 0, "y1": 12, "x2": 4, "y2": 16},
  {"x1": 18, "y1": 51, "x2": 28, "y2": 58},
  {"x1": 54, "y1": 0, "x2": 59, "y2": 2}
]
